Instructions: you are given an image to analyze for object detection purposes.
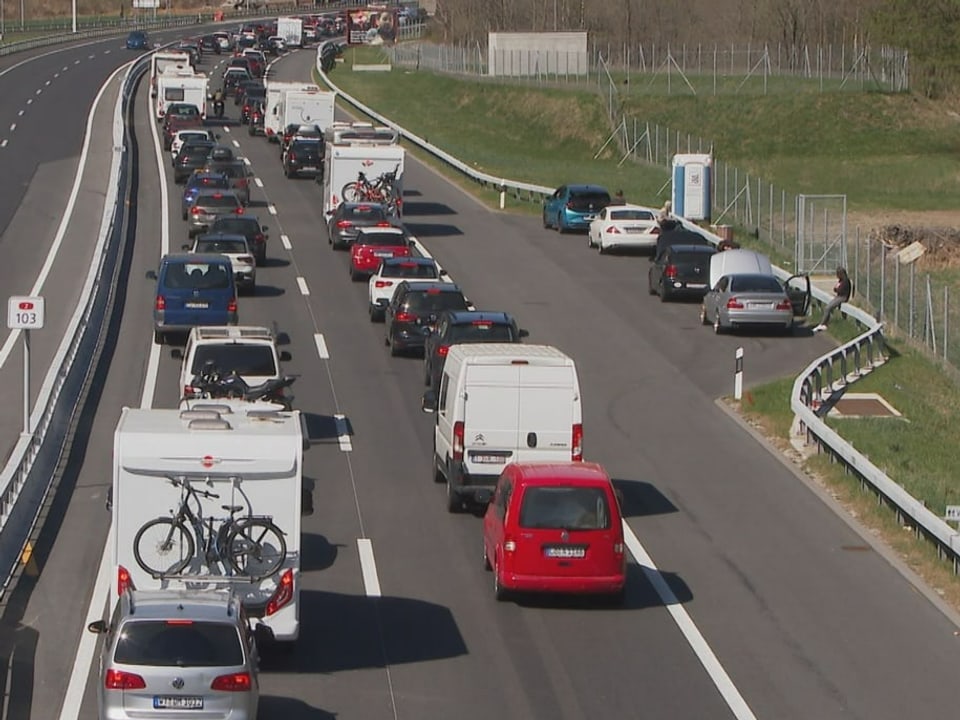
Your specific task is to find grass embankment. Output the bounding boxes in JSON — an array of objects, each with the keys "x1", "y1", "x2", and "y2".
[{"x1": 326, "y1": 46, "x2": 960, "y2": 593}]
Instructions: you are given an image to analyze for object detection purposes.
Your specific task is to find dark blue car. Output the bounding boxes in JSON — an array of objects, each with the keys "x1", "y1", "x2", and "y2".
[
  {"x1": 147, "y1": 254, "x2": 238, "y2": 345},
  {"x1": 125, "y1": 30, "x2": 149, "y2": 50},
  {"x1": 542, "y1": 184, "x2": 611, "y2": 233}
]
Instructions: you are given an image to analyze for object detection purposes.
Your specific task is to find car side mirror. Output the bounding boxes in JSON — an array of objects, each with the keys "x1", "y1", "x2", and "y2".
[
  {"x1": 518, "y1": 329, "x2": 530, "y2": 339},
  {"x1": 261, "y1": 225, "x2": 269, "y2": 232},
  {"x1": 182, "y1": 244, "x2": 191, "y2": 250},
  {"x1": 145, "y1": 270, "x2": 157, "y2": 280},
  {"x1": 170, "y1": 348, "x2": 183, "y2": 360},
  {"x1": 421, "y1": 390, "x2": 437, "y2": 413},
  {"x1": 439, "y1": 269, "x2": 448, "y2": 276},
  {"x1": 87, "y1": 620, "x2": 107, "y2": 634},
  {"x1": 279, "y1": 351, "x2": 292, "y2": 362}
]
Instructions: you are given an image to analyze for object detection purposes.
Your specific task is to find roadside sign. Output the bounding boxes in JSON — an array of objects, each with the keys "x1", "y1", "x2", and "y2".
[{"x1": 7, "y1": 296, "x2": 45, "y2": 330}]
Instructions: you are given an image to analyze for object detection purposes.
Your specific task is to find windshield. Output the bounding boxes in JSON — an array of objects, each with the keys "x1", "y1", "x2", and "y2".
[
  {"x1": 114, "y1": 621, "x2": 243, "y2": 667},
  {"x1": 519, "y1": 486, "x2": 611, "y2": 530},
  {"x1": 191, "y1": 345, "x2": 277, "y2": 375}
]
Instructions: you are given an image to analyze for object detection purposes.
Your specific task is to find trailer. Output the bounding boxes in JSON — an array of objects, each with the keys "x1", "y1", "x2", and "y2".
[
  {"x1": 149, "y1": 50, "x2": 193, "y2": 98},
  {"x1": 322, "y1": 123, "x2": 405, "y2": 217},
  {"x1": 267, "y1": 88, "x2": 335, "y2": 141},
  {"x1": 111, "y1": 402, "x2": 308, "y2": 644},
  {"x1": 156, "y1": 72, "x2": 209, "y2": 121}
]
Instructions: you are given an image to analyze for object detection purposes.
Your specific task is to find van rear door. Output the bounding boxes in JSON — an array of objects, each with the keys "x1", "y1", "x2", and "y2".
[
  {"x1": 516, "y1": 365, "x2": 575, "y2": 461},
  {"x1": 462, "y1": 364, "x2": 520, "y2": 474}
]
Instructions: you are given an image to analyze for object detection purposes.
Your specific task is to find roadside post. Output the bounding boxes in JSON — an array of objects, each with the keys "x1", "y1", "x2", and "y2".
[
  {"x1": 734, "y1": 346, "x2": 744, "y2": 401},
  {"x1": 7, "y1": 296, "x2": 45, "y2": 435}
]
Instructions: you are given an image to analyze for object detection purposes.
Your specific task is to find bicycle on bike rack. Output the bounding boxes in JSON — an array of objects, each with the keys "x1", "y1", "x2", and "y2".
[
  {"x1": 133, "y1": 475, "x2": 287, "y2": 581},
  {"x1": 341, "y1": 163, "x2": 401, "y2": 211}
]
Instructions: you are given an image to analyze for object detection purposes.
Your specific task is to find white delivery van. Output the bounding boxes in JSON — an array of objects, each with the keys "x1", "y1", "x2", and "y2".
[
  {"x1": 263, "y1": 81, "x2": 317, "y2": 141},
  {"x1": 156, "y1": 72, "x2": 209, "y2": 120},
  {"x1": 149, "y1": 50, "x2": 193, "y2": 98},
  {"x1": 322, "y1": 142, "x2": 405, "y2": 217},
  {"x1": 422, "y1": 344, "x2": 583, "y2": 512},
  {"x1": 112, "y1": 402, "x2": 308, "y2": 643},
  {"x1": 277, "y1": 16, "x2": 303, "y2": 48}
]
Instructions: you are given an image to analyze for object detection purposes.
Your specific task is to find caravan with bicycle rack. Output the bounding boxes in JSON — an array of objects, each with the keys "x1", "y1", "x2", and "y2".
[
  {"x1": 111, "y1": 403, "x2": 309, "y2": 644},
  {"x1": 322, "y1": 121, "x2": 405, "y2": 218}
]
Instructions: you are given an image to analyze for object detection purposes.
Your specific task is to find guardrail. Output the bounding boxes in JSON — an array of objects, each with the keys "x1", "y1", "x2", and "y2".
[
  {"x1": 0, "y1": 53, "x2": 150, "y2": 600},
  {"x1": 318, "y1": 60, "x2": 960, "y2": 571}
]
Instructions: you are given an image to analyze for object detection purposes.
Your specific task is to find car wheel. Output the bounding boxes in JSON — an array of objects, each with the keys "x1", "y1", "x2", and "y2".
[
  {"x1": 713, "y1": 311, "x2": 725, "y2": 334},
  {"x1": 556, "y1": 213, "x2": 565, "y2": 234},
  {"x1": 423, "y1": 361, "x2": 432, "y2": 387},
  {"x1": 542, "y1": 211, "x2": 550, "y2": 229},
  {"x1": 699, "y1": 305, "x2": 710, "y2": 325},
  {"x1": 493, "y1": 563, "x2": 509, "y2": 601},
  {"x1": 648, "y1": 275, "x2": 658, "y2": 295},
  {"x1": 181, "y1": 211, "x2": 187, "y2": 221},
  {"x1": 483, "y1": 540, "x2": 491, "y2": 571},
  {"x1": 350, "y1": 267, "x2": 361, "y2": 282},
  {"x1": 433, "y1": 454, "x2": 446, "y2": 484},
  {"x1": 587, "y1": 234, "x2": 594, "y2": 248},
  {"x1": 598, "y1": 241, "x2": 606, "y2": 255},
  {"x1": 446, "y1": 480, "x2": 462, "y2": 513},
  {"x1": 154, "y1": 330, "x2": 164, "y2": 345},
  {"x1": 659, "y1": 282, "x2": 670, "y2": 302}
]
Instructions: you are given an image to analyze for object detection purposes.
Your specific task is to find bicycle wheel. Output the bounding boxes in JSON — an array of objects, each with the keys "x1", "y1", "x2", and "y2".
[
  {"x1": 134, "y1": 518, "x2": 195, "y2": 577},
  {"x1": 226, "y1": 518, "x2": 286, "y2": 579},
  {"x1": 341, "y1": 182, "x2": 365, "y2": 203}
]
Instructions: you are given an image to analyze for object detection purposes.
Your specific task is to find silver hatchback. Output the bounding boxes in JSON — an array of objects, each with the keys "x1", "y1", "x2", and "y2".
[
  {"x1": 89, "y1": 589, "x2": 259, "y2": 720},
  {"x1": 187, "y1": 188, "x2": 244, "y2": 238}
]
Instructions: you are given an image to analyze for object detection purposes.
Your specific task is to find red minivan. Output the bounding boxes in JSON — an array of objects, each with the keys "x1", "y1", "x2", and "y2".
[{"x1": 483, "y1": 462, "x2": 626, "y2": 604}]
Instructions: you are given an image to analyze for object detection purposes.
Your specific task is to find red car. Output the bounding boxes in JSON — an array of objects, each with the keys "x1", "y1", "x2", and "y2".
[
  {"x1": 162, "y1": 103, "x2": 203, "y2": 151},
  {"x1": 483, "y1": 462, "x2": 626, "y2": 604},
  {"x1": 349, "y1": 226, "x2": 411, "y2": 281}
]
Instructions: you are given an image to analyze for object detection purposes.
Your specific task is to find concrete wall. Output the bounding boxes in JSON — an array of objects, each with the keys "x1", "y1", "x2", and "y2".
[{"x1": 488, "y1": 32, "x2": 588, "y2": 77}]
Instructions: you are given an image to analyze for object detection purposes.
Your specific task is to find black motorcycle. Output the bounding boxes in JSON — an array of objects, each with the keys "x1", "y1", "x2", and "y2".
[{"x1": 188, "y1": 361, "x2": 295, "y2": 409}]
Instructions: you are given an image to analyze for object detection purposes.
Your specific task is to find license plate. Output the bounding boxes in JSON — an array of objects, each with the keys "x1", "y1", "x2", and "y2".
[
  {"x1": 624, "y1": 227, "x2": 645, "y2": 233},
  {"x1": 748, "y1": 302, "x2": 773, "y2": 309},
  {"x1": 300, "y1": 165, "x2": 317, "y2": 171},
  {"x1": 544, "y1": 546, "x2": 586, "y2": 559},
  {"x1": 686, "y1": 283, "x2": 707, "y2": 289},
  {"x1": 472, "y1": 454, "x2": 507, "y2": 464},
  {"x1": 184, "y1": 302, "x2": 208, "y2": 309},
  {"x1": 154, "y1": 696, "x2": 203, "y2": 710},
  {"x1": 373, "y1": 251, "x2": 393, "y2": 258}
]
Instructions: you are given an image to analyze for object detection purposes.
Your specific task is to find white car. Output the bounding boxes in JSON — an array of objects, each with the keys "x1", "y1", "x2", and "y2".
[
  {"x1": 170, "y1": 128, "x2": 217, "y2": 158},
  {"x1": 173, "y1": 325, "x2": 291, "y2": 401},
  {"x1": 213, "y1": 31, "x2": 233, "y2": 51},
  {"x1": 368, "y1": 256, "x2": 449, "y2": 322},
  {"x1": 587, "y1": 204, "x2": 660, "y2": 254},
  {"x1": 184, "y1": 233, "x2": 257, "y2": 293}
]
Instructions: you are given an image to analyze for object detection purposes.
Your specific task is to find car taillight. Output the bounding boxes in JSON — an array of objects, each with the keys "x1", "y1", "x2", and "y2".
[
  {"x1": 437, "y1": 345, "x2": 449, "y2": 357},
  {"x1": 395, "y1": 311, "x2": 415, "y2": 323},
  {"x1": 776, "y1": 299, "x2": 792, "y2": 311},
  {"x1": 235, "y1": 207, "x2": 244, "y2": 215},
  {"x1": 374, "y1": 280, "x2": 393, "y2": 288},
  {"x1": 155, "y1": 295, "x2": 166, "y2": 310},
  {"x1": 651, "y1": 226, "x2": 660, "y2": 235},
  {"x1": 376, "y1": 221, "x2": 392, "y2": 227},
  {"x1": 288, "y1": 152, "x2": 296, "y2": 161},
  {"x1": 227, "y1": 297, "x2": 238, "y2": 313},
  {"x1": 664, "y1": 264, "x2": 678, "y2": 278},
  {"x1": 254, "y1": 233, "x2": 264, "y2": 244},
  {"x1": 605, "y1": 226, "x2": 621, "y2": 234},
  {"x1": 266, "y1": 569, "x2": 294, "y2": 615},
  {"x1": 191, "y1": 206, "x2": 201, "y2": 215},
  {"x1": 117, "y1": 565, "x2": 134, "y2": 596},
  {"x1": 211, "y1": 672, "x2": 252, "y2": 692},
  {"x1": 453, "y1": 421, "x2": 464, "y2": 461},
  {"x1": 184, "y1": 385, "x2": 197, "y2": 397},
  {"x1": 105, "y1": 669, "x2": 146, "y2": 690},
  {"x1": 336, "y1": 220, "x2": 353, "y2": 229},
  {"x1": 237, "y1": 178, "x2": 248, "y2": 187},
  {"x1": 727, "y1": 297, "x2": 745, "y2": 309},
  {"x1": 571, "y1": 423, "x2": 583, "y2": 461}
]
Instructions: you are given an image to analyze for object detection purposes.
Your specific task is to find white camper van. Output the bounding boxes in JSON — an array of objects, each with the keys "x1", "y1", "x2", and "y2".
[
  {"x1": 155, "y1": 72, "x2": 209, "y2": 120},
  {"x1": 422, "y1": 344, "x2": 583, "y2": 512},
  {"x1": 266, "y1": 88, "x2": 335, "y2": 141},
  {"x1": 263, "y1": 81, "x2": 317, "y2": 141},
  {"x1": 112, "y1": 403, "x2": 307, "y2": 643},
  {"x1": 322, "y1": 124, "x2": 404, "y2": 217}
]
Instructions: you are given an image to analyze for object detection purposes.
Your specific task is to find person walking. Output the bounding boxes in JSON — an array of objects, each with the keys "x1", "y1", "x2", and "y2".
[
  {"x1": 812, "y1": 267, "x2": 852, "y2": 332},
  {"x1": 611, "y1": 189, "x2": 626, "y2": 205}
]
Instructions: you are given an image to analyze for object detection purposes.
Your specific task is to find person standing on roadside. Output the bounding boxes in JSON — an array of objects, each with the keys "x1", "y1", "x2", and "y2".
[{"x1": 813, "y1": 267, "x2": 852, "y2": 332}]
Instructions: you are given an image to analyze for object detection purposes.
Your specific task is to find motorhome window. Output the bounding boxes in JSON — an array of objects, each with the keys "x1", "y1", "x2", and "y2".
[
  {"x1": 191, "y1": 346, "x2": 277, "y2": 376},
  {"x1": 114, "y1": 621, "x2": 243, "y2": 667},
  {"x1": 164, "y1": 88, "x2": 186, "y2": 102},
  {"x1": 518, "y1": 487, "x2": 610, "y2": 530}
]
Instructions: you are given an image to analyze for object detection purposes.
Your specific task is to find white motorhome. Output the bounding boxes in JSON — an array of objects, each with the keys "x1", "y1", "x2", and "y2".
[
  {"x1": 422, "y1": 344, "x2": 583, "y2": 512},
  {"x1": 277, "y1": 16, "x2": 303, "y2": 48},
  {"x1": 112, "y1": 403, "x2": 308, "y2": 643},
  {"x1": 149, "y1": 50, "x2": 193, "y2": 98},
  {"x1": 267, "y1": 89, "x2": 335, "y2": 141},
  {"x1": 322, "y1": 124, "x2": 405, "y2": 217},
  {"x1": 156, "y1": 72, "x2": 209, "y2": 120},
  {"x1": 263, "y1": 81, "x2": 316, "y2": 141}
]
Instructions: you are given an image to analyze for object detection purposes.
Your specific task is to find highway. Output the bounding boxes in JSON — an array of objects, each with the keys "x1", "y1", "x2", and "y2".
[{"x1": 2, "y1": 35, "x2": 960, "y2": 720}]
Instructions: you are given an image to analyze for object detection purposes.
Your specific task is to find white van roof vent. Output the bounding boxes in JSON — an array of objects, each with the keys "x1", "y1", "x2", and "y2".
[
  {"x1": 179, "y1": 409, "x2": 223, "y2": 422},
  {"x1": 187, "y1": 418, "x2": 233, "y2": 431},
  {"x1": 246, "y1": 410, "x2": 285, "y2": 421},
  {"x1": 186, "y1": 404, "x2": 234, "y2": 415}
]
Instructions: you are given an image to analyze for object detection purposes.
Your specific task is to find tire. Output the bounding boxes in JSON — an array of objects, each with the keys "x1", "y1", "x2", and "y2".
[
  {"x1": 423, "y1": 359, "x2": 432, "y2": 386},
  {"x1": 389, "y1": 335, "x2": 401, "y2": 357},
  {"x1": 342, "y1": 182, "x2": 364, "y2": 203},
  {"x1": 446, "y1": 469, "x2": 462, "y2": 513},
  {"x1": 699, "y1": 305, "x2": 710, "y2": 325},
  {"x1": 542, "y1": 212, "x2": 550, "y2": 229},
  {"x1": 598, "y1": 241, "x2": 606, "y2": 255},
  {"x1": 494, "y1": 563, "x2": 509, "y2": 601},
  {"x1": 154, "y1": 330, "x2": 164, "y2": 345},
  {"x1": 556, "y1": 213, "x2": 565, "y2": 234},
  {"x1": 586, "y1": 233, "x2": 593, "y2": 248},
  {"x1": 226, "y1": 518, "x2": 287, "y2": 579},
  {"x1": 713, "y1": 311, "x2": 725, "y2": 334},
  {"x1": 433, "y1": 453, "x2": 446, "y2": 484},
  {"x1": 659, "y1": 283, "x2": 670, "y2": 303},
  {"x1": 350, "y1": 267, "x2": 361, "y2": 282},
  {"x1": 134, "y1": 518, "x2": 194, "y2": 576},
  {"x1": 483, "y1": 540, "x2": 492, "y2": 571}
]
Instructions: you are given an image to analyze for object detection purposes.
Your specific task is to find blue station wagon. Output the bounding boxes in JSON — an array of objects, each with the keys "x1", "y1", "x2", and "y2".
[
  {"x1": 543, "y1": 184, "x2": 611, "y2": 233},
  {"x1": 147, "y1": 253, "x2": 238, "y2": 344}
]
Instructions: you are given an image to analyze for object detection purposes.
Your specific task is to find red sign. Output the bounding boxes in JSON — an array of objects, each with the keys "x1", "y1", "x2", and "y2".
[
  {"x1": 201, "y1": 455, "x2": 216, "y2": 468},
  {"x1": 18, "y1": 302, "x2": 33, "y2": 310}
]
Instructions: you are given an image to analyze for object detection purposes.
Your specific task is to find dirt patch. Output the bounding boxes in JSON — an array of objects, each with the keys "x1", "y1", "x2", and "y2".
[{"x1": 847, "y1": 210, "x2": 960, "y2": 270}]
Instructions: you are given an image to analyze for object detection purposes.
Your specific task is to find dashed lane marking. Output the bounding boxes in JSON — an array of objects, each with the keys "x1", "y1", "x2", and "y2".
[
  {"x1": 334, "y1": 414, "x2": 352, "y2": 452},
  {"x1": 357, "y1": 539, "x2": 380, "y2": 596},
  {"x1": 232, "y1": 139, "x2": 240, "y2": 148},
  {"x1": 0, "y1": 140, "x2": 7, "y2": 148},
  {"x1": 26, "y1": 98, "x2": 32, "y2": 105},
  {"x1": 254, "y1": 178, "x2": 263, "y2": 188},
  {"x1": 35, "y1": 88, "x2": 41, "y2": 95},
  {"x1": 280, "y1": 234, "x2": 291, "y2": 250},
  {"x1": 9, "y1": 124, "x2": 15, "y2": 132},
  {"x1": 45, "y1": 80, "x2": 51, "y2": 86},
  {"x1": 313, "y1": 332, "x2": 329, "y2": 359},
  {"x1": 268, "y1": 204, "x2": 277, "y2": 215},
  {"x1": 242, "y1": 157, "x2": 251, "y2": 166},
  {"x1": 296, "y1": 277, "x2": 309, "y2": 295}
]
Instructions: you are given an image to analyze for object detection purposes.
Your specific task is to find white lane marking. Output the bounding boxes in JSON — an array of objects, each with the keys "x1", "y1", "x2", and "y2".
[
  {"x1": 8, "y1": 124, "x2": 14, "y2": 132},
  {"x1": 622, "y1": 524, "x2": 757, "y2": 720},
  {"x1": 26, "y1": 98, "x2": 32, "y2": 105},
  {"x1": 296, "y1": 277, "x2": 310, "y2": 295},
  {"x1": 313, "y1": 332, "x2": 328, "y2": 359},
  {"x1": 0, "y1": 61, "x2": 131, "y2": 371},
  {"x1": 103, "y1": 49, "x2": 111, "y2": 54},
  {"x1": 411, "y1": 237, "x2": 432, "y2": 259},
  {"x1": 357, "y1": 539, "x2": 381, "y2": 597},
  {"x1": 242, "y1": 157, "x2": 251, "y2": 166},
  {"x1": 280, "y1": 233, "x2": 291, "y2": 250},
  {"x1": 254, "y1": 177, "x2": 263, "y2": 188},
  {"x1": 334, "y1": 414, "x2": 352, "y2": 452},
  {"x1": 56, "y1": 530, "x2": 112, "y2": 720},
  {"x1": 74, "y1": 59, "x2": 80, "y2": 64},
  {"x1": 224, "y1": 126, "x2": 231, "y2": 133},
  {"x1": 88, "y1": 54, "x2": 95, "y2": 59},
  {"x1": 0, "y1": 140, "x2": 7, "y2": 148},
  {"x1": 35, "y1": 89, "x2": 42, "y2": 95},
  {"x1": 268, "y1": 204, "x2": 277, "y2": 215},
  {"x1": 0, "y1": 40, "x2": 100, "y2": 79},
  {"x1": 17, "y1": 110, "x2": 23, "y2": 116},
  {"x1": 53, "y1": 73, "x2": 59, "y2": 79},
  {"x1": 62, "y1": 66, "x2": 68, "y2": 72},
  {"x1": 45, "y1": 80, "x2": 51, "y2": 86},
  {"x1": 232, "y1": 139, "x2": 240, "y2": 148}
]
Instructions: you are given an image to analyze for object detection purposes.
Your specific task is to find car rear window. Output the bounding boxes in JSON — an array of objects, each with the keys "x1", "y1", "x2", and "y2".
[
  {"x1": 188, "y1": 175, "x2": 230, "y2": 190},
  {"x1": 569, "y1": 192, "x2": 610, "y2": 208},
  {"x1": 609, "y1": 209, "x2": 654, "y2": 221},
  {"x1": 179, "y1": 132, "x2": 210, "y2": 143},
  {"x1": 382, "y1": 263, "x2": 438, "y2": 279},
  {"x1": 447, "y1": 322, "x2": 515, "y2": 343},
  {"x1": 729, "y1": 275, "x2": 784, "y2": 293},
  {"x1": 673, "y1": 250, "x2": 714, "y2": 264},
  {"x1": 519, "y1": 486, "x2": 611, "y2": 530},
  {"x1": 198, "y1": 195, "x2": 240, "y2": 210},
  {"x1": 406, "y1": 291, "x2": 468, "y2": 313},
  {"x1": 163, "y1": 262, "x2": 231, "y2": 289},
  {"x1": 195, "y1": 239, "x2": 247, "y2": 254},
  {"x1": 212, "y1": 218, "x2": 257, "y2": 235},
  {"x1": 114, "y1": 620, "x2": 243, "y2": 667},
  {"x1": 181, "y1": 145, "x2": 214, "y2": 159},
  {"x1": 191, "y1": 345, "x2": 277, "y2": 376},
  {"x1": 358, "y1": 232, "x2": 407, "y2": 247},
  {"x1": 208, "y1": 164, "x2": 245, "y2": 180},
  {"x1": 344, "y1": 205, "x2": 387, "y2": 221}
]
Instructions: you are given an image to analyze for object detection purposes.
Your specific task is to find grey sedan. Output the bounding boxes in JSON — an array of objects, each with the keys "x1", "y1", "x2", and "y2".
[{"x1": 700, "y1": 273, "x2": 795, "y2": 334}]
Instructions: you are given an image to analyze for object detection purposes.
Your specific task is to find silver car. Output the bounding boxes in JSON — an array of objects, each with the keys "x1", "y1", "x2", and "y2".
[
  {"x1": 88, "y1": 589, "x2": 259, "y2": 720},
  {"x1": 701, "y1": 272, "x2": 795, "y2": 334},
  {"x1": 187, "y1": 188, "x2": 244, "y2": 238}
]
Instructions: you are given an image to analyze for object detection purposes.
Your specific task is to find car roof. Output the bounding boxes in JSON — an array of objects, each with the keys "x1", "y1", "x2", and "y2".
[
  {"x1": 565, "y1": 184, "x2": 609, "y2": 193},
  {"x1": 442, "y1": 310, "x2": 513, "y2": 324},
  {"x1": 507, "y1": 461, "x2": 610, "y2": 487}
]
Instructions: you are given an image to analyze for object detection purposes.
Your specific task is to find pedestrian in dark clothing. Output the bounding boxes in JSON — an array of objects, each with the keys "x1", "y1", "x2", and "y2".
[
  {"x1": 813, "y1": 267, "x2": 852, "y2": 332},
  {"x1": 611, "y1": 189, "x2": 626, "y2": 205}
]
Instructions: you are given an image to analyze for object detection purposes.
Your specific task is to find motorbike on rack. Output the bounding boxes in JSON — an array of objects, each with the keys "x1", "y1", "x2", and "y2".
[{"x1": 186, "y1": 360, "x2": 296, "y2": 410}]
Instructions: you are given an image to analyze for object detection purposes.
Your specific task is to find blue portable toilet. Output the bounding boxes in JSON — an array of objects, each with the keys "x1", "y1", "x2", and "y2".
[{"x1": 671, "y1": 153, "x2": 712, "y2": 222}]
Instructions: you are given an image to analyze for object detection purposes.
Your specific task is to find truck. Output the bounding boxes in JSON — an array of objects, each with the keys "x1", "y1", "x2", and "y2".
[
  {"x1": 263, "y1": 82, "x2": 326, "y2": 140},
  {"x1": 149, "y1": 50, "x2": 193, "y2": 98},
  {"x1": 111, "y1": 402, "x2": 308, "y2": 644},
  {"x1": 277, "y1": 16, "x2": 303, "y2": 48},
  {"x1": 155, "y1": 72, "x2": 209, "y2": 121},
  {"x1": 322, "y1": 124, "x2": 405, "y2": 217}
]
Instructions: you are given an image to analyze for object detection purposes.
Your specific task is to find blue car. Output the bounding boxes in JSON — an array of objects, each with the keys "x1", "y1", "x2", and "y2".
[
  {"x1": 125, "y1": 30, "x2": 149, "y2": 50},
  {"x1": 146, "y1": 254, "x2": 238, "y2": 345},
  {"x1": 542, "y1": 184, "x2": 611, "y2": 233}
]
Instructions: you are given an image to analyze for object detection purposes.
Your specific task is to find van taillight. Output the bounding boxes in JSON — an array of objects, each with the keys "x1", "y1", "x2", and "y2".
[
  {"x1": 228, "y1": 298, "x2": 238, "y2": 313},
  {"x1": 105, "y1": 669, "x2": 146, "y2": 690},
  {"x1": 664, "y1": 264, "x2": 678, "y2": 279},
  {"x1": 184, "y1": 385, "x2": 197, "y2": 397},
  {"x1": 453, "y1": 421, "x2": 464, "y2": 461},
  {"x1": 266, "y1": 568, "x2": 294, "y2": 615},
  {"x1": 727, "y1": 297, "x2": 745, "y2": 309},
  {"x1": 155, "y1": 295, "x2": 166, "y2": 311},
  {"x1": 571, "y1": 423, "x2": 583, "y2": 461},
  {"x1": 117, "y1": 565, "x2": 134, "y2": 596},
  {"x1": 613, "y1": 542, "x2": 624, "y2": 555},
  {"x1": 211, "y1": 672, "x2": 252, "y2": 692}
]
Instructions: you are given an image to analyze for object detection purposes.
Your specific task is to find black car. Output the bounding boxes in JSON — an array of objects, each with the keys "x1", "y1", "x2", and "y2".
[
  {"x1": 282, "y1": 138, "x2": 323, "y2": 179},
  {"x1": 368, "y1": 257, "x2": 447, "y2": 321},
  {"x1": 172, "y1": 140, "x2": 218, "y2": 184},
  {"x1": 208, "y1": 214, "x2": 269, "y2": 265},
  {"x1": 384, "y1": 281, "x2": 472, "y2": 357},
  {"x1": 327, "y1": 202, "x2": 394, "y2": 250},
  {"x1": 648, "y1": 244, "x2": 717, "y2": 301},
  {"x1": 201, "y1": 159, "x2": 251, "y2": 206},
  {"x1": 234, "y1": 78, "x2": 265, "y2": 107},
  {"x1": 222, "y1": 68, "x2": 252, "y2": 97},
  {"x1": 423, "y1": 311, "x2": 525, "y2": 389},
  {"x1": 280, "y1": 123, "x2": 322, "y2": 157},
  {"x1": 198, "y1": 35, "x2": 222, "y2": 54}
]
